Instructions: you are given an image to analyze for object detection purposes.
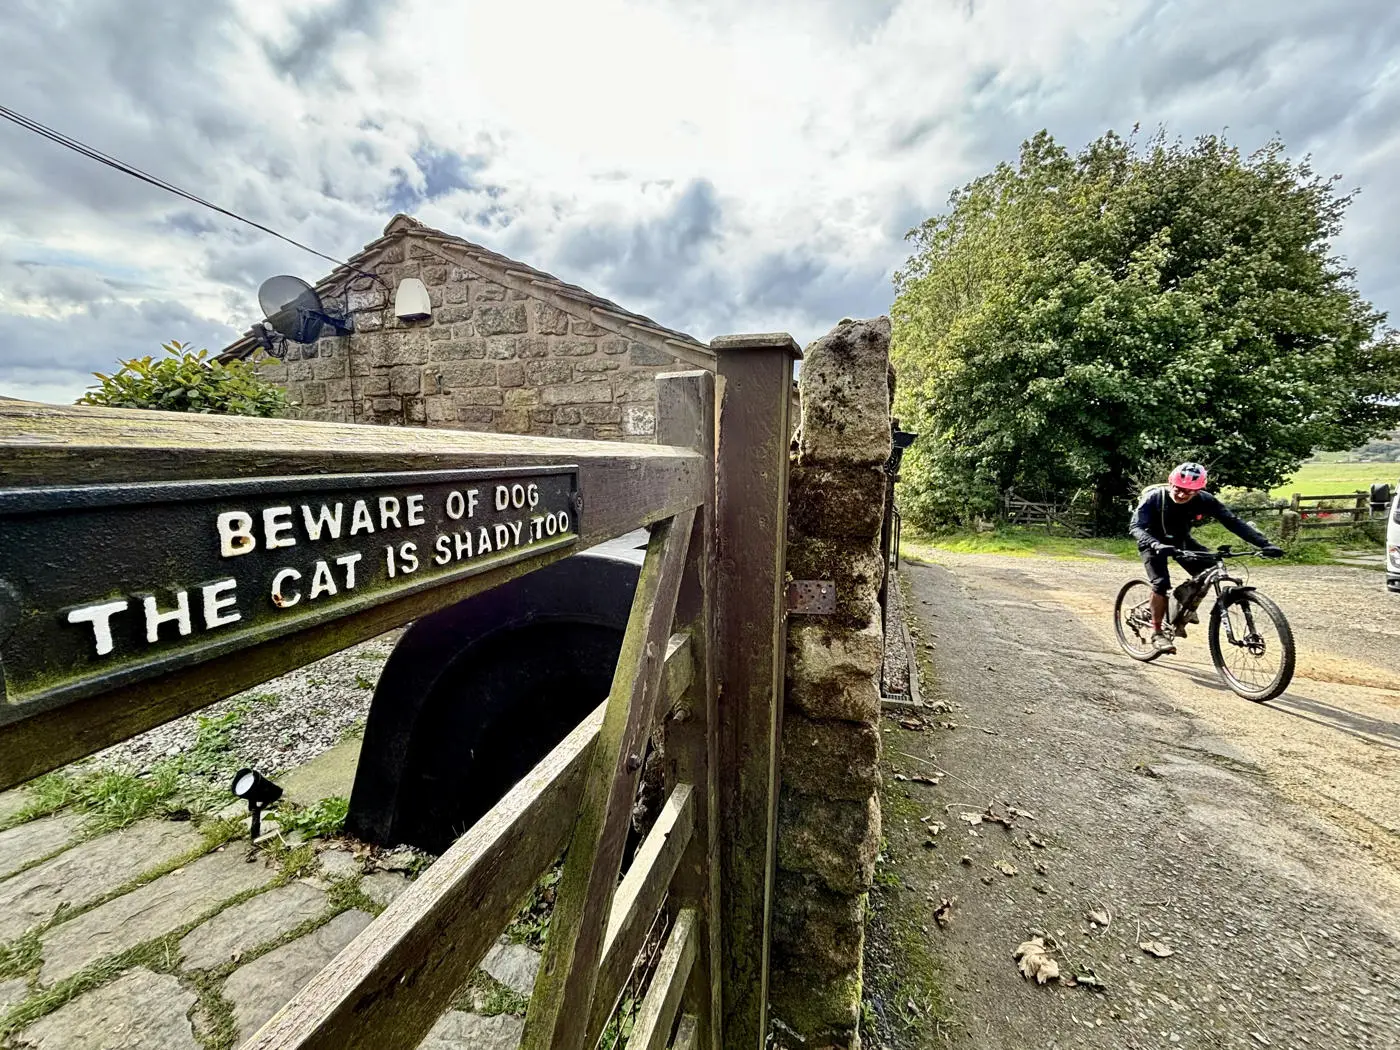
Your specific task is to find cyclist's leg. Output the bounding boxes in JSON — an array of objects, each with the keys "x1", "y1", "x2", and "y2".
[{"x1": 1140, "y1": 549, "x2": 1171, "y2": 630}]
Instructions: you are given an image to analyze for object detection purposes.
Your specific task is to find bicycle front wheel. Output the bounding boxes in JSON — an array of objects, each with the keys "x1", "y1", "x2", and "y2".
[
  {"x1": 1114, "y1": 579, "x2": 1164, "y2": 662},
  {"x1": 1208, "y1": 589, "x2": 1295, "y2": 702}
]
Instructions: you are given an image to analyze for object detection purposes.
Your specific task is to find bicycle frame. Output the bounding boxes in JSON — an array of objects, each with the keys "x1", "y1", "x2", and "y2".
[{"x1": 1174, "y1": 553, "x2": 1259, "y2": 649}]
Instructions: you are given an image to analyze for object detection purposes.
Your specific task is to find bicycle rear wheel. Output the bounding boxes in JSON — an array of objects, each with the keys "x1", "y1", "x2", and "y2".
[
  {"x1": 1114, "y1": 579, "x2": 1164, "y2": 662},
  {"x1": 1208, "y1": 589, "x2": 1295, "y2": 702}
]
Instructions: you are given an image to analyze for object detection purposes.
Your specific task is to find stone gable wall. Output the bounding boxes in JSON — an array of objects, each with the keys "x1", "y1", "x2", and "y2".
[{"x1": 254, "y1": 237, "x2": 682, "y2": 442}]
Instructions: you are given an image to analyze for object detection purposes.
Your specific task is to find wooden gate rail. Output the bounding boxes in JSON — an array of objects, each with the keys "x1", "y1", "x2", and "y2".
[
  {"x1": 0, "y1": 400, "x2": 705, "y2": 789},
  {"x1": 521, "y1": 507, "x2": 696, "y2": 1048},
  {"x1": 239, "y1": 629, "x2": 699, "y2": 1050}
]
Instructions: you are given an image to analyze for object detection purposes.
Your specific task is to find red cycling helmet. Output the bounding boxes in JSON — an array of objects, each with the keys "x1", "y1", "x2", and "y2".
[{"x1": 1169, "y1": 462, "x2": 1208, "y2": 491}]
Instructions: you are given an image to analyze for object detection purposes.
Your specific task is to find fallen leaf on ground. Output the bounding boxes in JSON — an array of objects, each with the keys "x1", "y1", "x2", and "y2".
[
  {"x1": 925, "y1": 821, "x2": 946, "y2": 836},
  {"x1": 996, "y1": 861, "x2": 1018, "y2": 876},
  {"x1": 1028, "y1": 833, "x2": 1047, "y2": 848},
  {"x1": 911, "y1": 774, "x2": 941, "y2": 786},
  {"x1": 933, "y1": 898, "x2": 954, "y2": 928},
  {"x1": 1087, "y1": 908, "x2": 1110, "y2": 927},
  {"x1": 1139, "y1": 940, "x2": 1175, "y2": 958},
  {"x1": 1013, "y1": 937, "x2": 1060, "y2": 984},
  {"x1": 1033, "y1": 860, "x2": 1048, "y2": 876},
  {"x1": 1008, "y1": 806, "x2": 1038, "y2": 821},
  {"x1": 959, "y1": 812, "x2": 983, "y2": 826},
  {"x1": 959, "y1": 855, "x2": 973, "y2": 866},
  {"x1": 898, "y1": 718, "x2": 928, "y2": 731}
]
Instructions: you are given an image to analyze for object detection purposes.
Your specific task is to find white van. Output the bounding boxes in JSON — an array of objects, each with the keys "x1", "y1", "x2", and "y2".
[{"x1": 1389, "y1": 488, "x2": 1400, "y2": 593}]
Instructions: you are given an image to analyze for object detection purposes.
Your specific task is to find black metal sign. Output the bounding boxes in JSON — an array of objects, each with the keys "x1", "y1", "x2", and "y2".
[{"x1": 0, "y1": 466, "x2": 580, "y2": 722}]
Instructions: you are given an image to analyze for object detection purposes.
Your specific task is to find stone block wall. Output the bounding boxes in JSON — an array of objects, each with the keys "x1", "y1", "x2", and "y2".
[
  {"x1": 253, "y1": 237, "x2": 681, "y2": 442},
  {"x1": 770, "y1": 318, "x2": 892, "y2": 1048}
]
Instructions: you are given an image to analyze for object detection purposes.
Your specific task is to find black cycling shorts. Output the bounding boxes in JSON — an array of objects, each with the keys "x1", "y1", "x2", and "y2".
[
  {"x1": 1140, "y1": 544, "x2": 1206, "y2": 595},
  {"x1": 1140, "y1": 549, "x2": 1174, "y2": 595}
]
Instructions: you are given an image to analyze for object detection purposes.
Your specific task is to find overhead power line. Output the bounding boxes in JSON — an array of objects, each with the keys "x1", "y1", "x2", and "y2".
[{"x1": 0, "y1": 102, "x2": 357, "y2": 274}]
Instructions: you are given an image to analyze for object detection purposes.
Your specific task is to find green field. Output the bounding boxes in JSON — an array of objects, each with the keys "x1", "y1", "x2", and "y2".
[{"x1": 1273, "y1": 461, "x2": 1398, "y2": 497}]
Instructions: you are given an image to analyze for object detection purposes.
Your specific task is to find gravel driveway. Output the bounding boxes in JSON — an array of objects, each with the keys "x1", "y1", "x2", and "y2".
[{"x1": 865, "y1": 549, "x2": 1400, "y2": 1049}]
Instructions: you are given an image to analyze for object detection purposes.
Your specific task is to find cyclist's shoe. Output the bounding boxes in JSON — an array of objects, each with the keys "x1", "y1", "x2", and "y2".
[
  {"x1": 1176, "y1": 624, "x2": 1188, "y2": 638},
  {"x1": 1151, "y1": 630, "x2": 1176, "y2": 654}
]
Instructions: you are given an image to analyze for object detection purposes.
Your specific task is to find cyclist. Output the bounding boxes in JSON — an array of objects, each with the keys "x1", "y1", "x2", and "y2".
[{"x1": 1129, "y1": 462, "x2": 1284, "y2": 653}]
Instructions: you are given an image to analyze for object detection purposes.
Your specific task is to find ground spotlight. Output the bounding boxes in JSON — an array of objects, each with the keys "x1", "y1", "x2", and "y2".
[{"x1": 231, "y1": 767, "x2": 283, "y2": 841}]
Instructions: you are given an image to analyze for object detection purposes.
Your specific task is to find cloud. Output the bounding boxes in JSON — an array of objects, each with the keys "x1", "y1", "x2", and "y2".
[
  {"x1": 555, "y1": 179, "x2": 723, "y2": 298},
  {"x1": 3, "y1": 0, "x2": 1400, "y2": 403},
  {"x1": 0, "y1": 298, "x2": 235, "y2": 404},
  {"x1": 264, "y1": 0, "x2": 391, "y2": 84}
]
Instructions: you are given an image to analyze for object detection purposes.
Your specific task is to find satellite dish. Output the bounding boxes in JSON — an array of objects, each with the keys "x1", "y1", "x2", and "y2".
[{"x1": 257, "y1": 275, "x2": 353, "y2": 344}]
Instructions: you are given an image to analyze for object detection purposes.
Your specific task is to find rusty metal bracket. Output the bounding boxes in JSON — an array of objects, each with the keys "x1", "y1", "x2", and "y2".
[{"x1": 786, "y1": 579, "x2": 836, "y2": 615}]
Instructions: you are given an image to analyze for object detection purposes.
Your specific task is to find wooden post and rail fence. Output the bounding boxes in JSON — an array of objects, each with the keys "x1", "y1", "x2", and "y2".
[
  {"x1": 1002, "y1": 489, "x2": 1390, "y2": 541},
  {"x1": 0, "y1": 334, "x2": 801, "y2": 1050}
]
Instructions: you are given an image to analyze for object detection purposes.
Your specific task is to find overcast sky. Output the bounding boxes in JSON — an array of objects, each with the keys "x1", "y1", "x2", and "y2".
[{"x1": 2, "y1": 0, "x2": 1398, "y2": 404}]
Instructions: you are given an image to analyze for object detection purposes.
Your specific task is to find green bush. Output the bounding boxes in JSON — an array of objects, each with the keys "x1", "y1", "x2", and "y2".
[{"x1": 78, "y1": 340, "x2": 289, "y2": 417}]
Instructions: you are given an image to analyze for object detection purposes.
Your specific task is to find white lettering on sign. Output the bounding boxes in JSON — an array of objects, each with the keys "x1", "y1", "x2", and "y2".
[
  {"x1": 67, "y1": 599, "x2": 130, "y2": 656},
  {"x1": 336, "y1": 552, "x2": 362, "y2": 589},
  {"x1": 384, "y1": 541, "x2": 420, "y2": 578},
  {"x1": 203, "y1": 579, "x2": 241, "y2": 629},
  {"x1": 143, "y1": 590, "x2": 193, "y2": 643},
  {"x1": 378, "y1": 497, "x2": 402, "y2": 530},
  {"x1": 301, "y1": 503, "x2": 343, "y2": 541},
  {"x1": 271, "y1": 568, "x2": 302, "y2": 608},
  {"x1": 59, "y1": 476, "x2": 573, "y2": 667},
  {"x1": 350, "y1": 500, "x2": 376, "y2": 536},
  {"x1": 217, "y1": 512, "x2": 256, "y2": 557},
  {"x1": 263, "y1": 506, "x2": 296, "y2": 549},
  {"x1": 309, "y1": 560, "x2": 338, "y2": 599}
]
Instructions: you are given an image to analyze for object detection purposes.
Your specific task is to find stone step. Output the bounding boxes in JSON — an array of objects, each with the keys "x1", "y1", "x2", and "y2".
[
  {"x1": 39, "y1": 846, "x2": 278, "y2": 984},
  {"x1": 0, "y1": 811, "x2": 84, "y2": 880},
  {"x1": 221, "y1": 908, "x2": 374, "y2": 1044},
  {"x1": 0, "y1": 819, "x2": 204, "y2": 943},
  {"x1": 178, "y1": 881, "x2": 328, "y2": 972},
  {"x1": 418, "y1": 1011, "x2": 524, "y2": 1050},
  {"x1": 0, "y1": 787, "x2": 33, "y2": 826},
  {"x1": 17, "y1": 968, "x2": 199, "y2": 1050}
]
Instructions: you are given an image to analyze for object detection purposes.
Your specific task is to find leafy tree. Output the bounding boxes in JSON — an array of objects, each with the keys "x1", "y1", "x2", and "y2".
[
  {"x1": 891, "y1": 129, "x2": 1400, "y2": 532},
  {"x1": 79, "y1": 340, "x2": 289, "y2": 417}
]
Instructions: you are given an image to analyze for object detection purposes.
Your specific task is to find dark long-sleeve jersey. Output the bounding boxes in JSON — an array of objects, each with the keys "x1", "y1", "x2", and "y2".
[{"x1": 1128, "y1": 486, "x2": 1271, "y2": 551}]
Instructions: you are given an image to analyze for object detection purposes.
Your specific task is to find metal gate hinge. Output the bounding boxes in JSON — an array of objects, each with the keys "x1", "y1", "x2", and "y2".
[{"x1": 787, "y1": 580, "x2": 836, "y2": 615}]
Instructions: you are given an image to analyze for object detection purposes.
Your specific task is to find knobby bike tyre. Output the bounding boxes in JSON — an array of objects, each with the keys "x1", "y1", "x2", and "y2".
[
  {"x1": 1114, "y1": 579, "x2": 1164, "y2": 663},
  {"x1": 1208, "y1": 589, "x2": 1296, "y2": 702}
]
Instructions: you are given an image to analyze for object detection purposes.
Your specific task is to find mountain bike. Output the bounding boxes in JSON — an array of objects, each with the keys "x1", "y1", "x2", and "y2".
[{"x1": 1113, "y1": 546, "x2": 1296, "y2": 702}]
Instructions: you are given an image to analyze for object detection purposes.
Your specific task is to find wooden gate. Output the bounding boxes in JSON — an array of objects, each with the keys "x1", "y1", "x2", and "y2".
[{"x1": 0, "y1": 335, "x2": 798, "y2": 1049}]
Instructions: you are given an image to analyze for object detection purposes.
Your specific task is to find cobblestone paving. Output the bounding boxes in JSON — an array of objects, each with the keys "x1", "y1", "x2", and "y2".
[{"x1": 0, "y1": 814, "x2": 539, "y2": 1049}]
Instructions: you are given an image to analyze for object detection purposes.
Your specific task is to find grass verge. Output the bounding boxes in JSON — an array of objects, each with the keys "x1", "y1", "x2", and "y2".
[{"x1": 901, "y1": 523, "x2": 1352, "y2": 567}]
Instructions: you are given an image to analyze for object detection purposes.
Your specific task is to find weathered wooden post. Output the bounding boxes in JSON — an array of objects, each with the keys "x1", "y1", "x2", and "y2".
[
  {"x1": 1280, "y1": 509, "x2": 1301, "y2": 546},
  {"x1": 711, "y1": 333, "x2": 800, "y2": 1049},
  {"x1": 655, "y1": 370, "x2": 723, "y2": 1050}
]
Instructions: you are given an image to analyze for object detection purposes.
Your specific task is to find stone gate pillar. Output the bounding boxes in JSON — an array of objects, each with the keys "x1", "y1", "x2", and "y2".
[{"x1": 770, "y1": 317, "x2": 891, "y2": 1048}]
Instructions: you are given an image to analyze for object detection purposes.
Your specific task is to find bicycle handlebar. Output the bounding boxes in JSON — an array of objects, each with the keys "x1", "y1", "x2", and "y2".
[{"x1": 1161, "y1": 546, "x2": 1269, "y2": 561}]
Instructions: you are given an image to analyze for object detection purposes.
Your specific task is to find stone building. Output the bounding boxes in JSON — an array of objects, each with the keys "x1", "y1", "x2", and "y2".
[{"x1": 217, "y1": 215, "x2": 714, "y2": 442}]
